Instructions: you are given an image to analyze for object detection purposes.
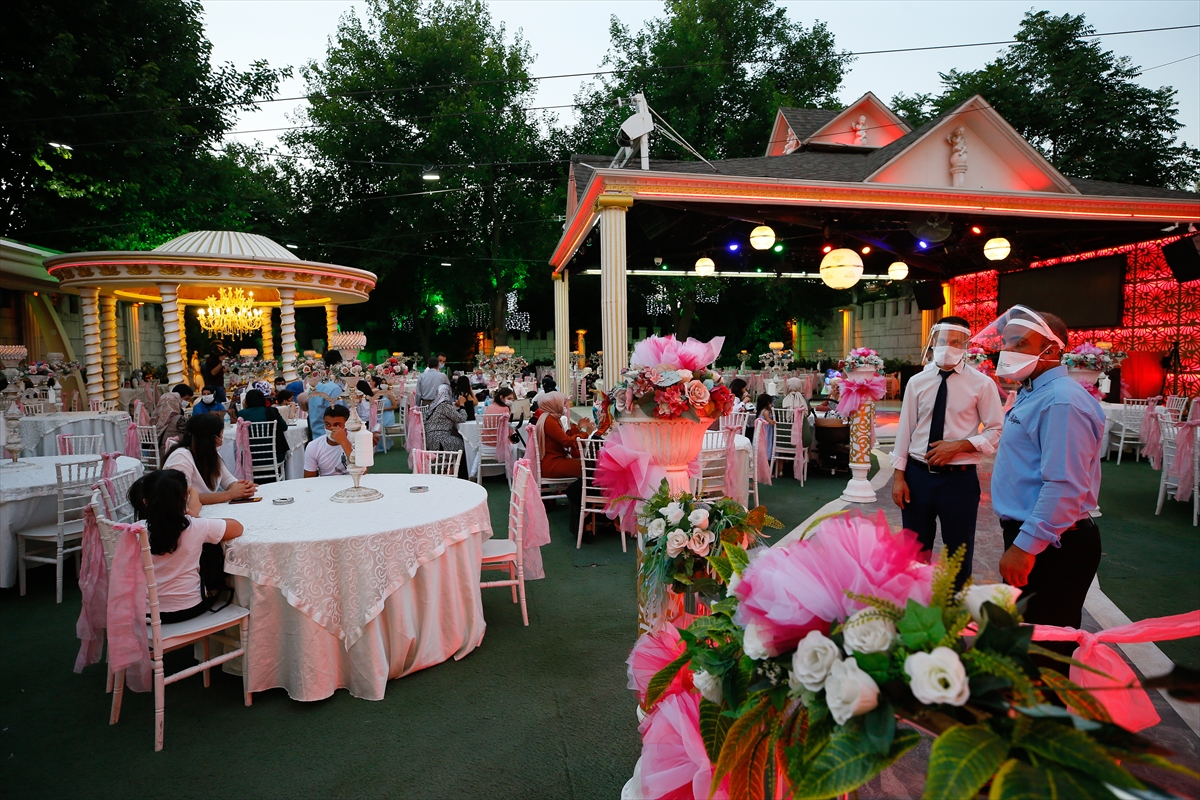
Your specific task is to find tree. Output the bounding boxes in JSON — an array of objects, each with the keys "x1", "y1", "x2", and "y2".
[
  {"x1": 0, "y1": 0, "x2": 287, "y2": 251},
  {"x1": 570, "y1": 0, "x2": 850, "y2": 160},
  {"x1": 892, "y1": 11, "x2": 1200, "y2": 190}
]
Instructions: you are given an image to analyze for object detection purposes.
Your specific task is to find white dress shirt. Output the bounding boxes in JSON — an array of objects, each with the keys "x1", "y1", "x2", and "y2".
[
  {"x1": 416, "y1": 367, "x2": 450, "y2": 401},
  {"x1": 890, "y1": 361, "x2": 1004, "y2": 470}
]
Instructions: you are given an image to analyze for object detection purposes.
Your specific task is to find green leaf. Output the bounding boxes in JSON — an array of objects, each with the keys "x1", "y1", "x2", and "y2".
[
  {"x1": 897, "y1": 599, "x2": 947, "y2": 650},
  {"x1": 725, "y1": 543, "x2": 750, "y2": 574},
  {"x1": 700, "y1": 697, "x2": 732, "y2": 764},
  {"x1": 863, "y1": 698, "x2": 895, "y2": 756},
  {"x1": 707, "y1": 554, "x2": 733, "y2": 583},
  {"x1": 1038, "y1": 669, "x2": 1113, "y2": 723},
  {"x1": 988, "y1": 758, "x2": 1116, "y2": 800},
  {"x1": 1119, "y1": 751, "x2": 1200, "y2": 781},
  {"x1": 976, "y1": 609, "x2": 1034, "y2": 660},
  {"x1": 790, "y1": 721, "x2": 920, "y2": 800},
  {"x1": 922, "y1": 725, "x2": 1009, "y2": 800},
  {"x1": 645, "y1": 652, "x2": 690, "y2": 709},
  {"x1": 1012, "y1": 718, "x2": 1142, "y2": 790},
  {"x1": 851, "y1": 652, "x2": 893, "y2": 684},
  {"x1": 1027, "y1": 644, "x2": 1116, "y2": 679},
  {"x1": 711, "y1": 697, "x2": 771, "y2": 795},
  {"x1": 710, "y1": 597, "x2": 738, "y2": 618}
]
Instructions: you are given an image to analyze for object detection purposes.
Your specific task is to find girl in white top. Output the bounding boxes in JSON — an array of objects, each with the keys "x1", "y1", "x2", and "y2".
[
  {"x1": 162, "y1": 412, "x2": 257, "y2": 505},
  {"x1": 129, "y1": 468, "x2": 244, "y2": 622}
]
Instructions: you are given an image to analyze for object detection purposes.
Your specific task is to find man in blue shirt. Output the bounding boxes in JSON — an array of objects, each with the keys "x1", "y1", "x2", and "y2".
[
  {"x1": 308, "y1": 350, "x2": 344, "y2": 439},
  {"x1": 978, "y1": 306, "x2": 1105, "y2": 647}
]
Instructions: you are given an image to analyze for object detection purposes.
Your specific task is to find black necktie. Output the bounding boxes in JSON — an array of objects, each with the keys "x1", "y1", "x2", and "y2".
[{"x1": 927, "y1": 370, "x2": 953, "y2": 451}]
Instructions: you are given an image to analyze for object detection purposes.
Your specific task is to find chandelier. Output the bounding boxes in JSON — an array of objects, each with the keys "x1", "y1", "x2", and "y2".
[{"x1": 195, "y1": 288, "x2": 263, "y2": 338}]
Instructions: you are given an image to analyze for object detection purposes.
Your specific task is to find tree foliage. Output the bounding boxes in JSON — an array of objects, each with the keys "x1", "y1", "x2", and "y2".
[{"x1": 891, "y1": 11, "x2": 1200, "y2": 190}]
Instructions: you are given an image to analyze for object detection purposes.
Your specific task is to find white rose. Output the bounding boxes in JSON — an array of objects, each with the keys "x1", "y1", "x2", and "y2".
[
  {"x1": 692, "y1": 670, "x2": 723, "y2": 704},
  {"x1": 824, "y1": 658, "x2": 880, "y2": 725},
  {"x1": 687, "y1": 508, "x2": 710, "y2": 530},
  {"x1": 660, "y1": 502, "x2": 685, "y2": 526},
  {"x1": 675, "y1": 369, "x2": 693, "y2": 382},
  {"x1": 904, "y1": 647, "x2": 970, "y2": 707},
  {"x1": 665, "y1": 530, "x2": 690, "y2": 558},
  {"x1": 841, "y1": 610, "x2": 897, "y2": 656},
  {"x1": 961, "y1": 584, "x2": 1021, "y2": 624},
  {"x1": 646, "y1": 518, "x2": 666, "y2": 541},
  {"x1": 742, "y1": 622, "x2": 772, "y2": 660},
  {"x1": 789, "y1": 630, "x2": 842, "y2": 692}
]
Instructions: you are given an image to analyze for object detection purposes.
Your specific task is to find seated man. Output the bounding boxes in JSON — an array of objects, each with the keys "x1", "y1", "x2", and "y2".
[
  {"x1": 192, "y1": 386, "x2": 232, "y2": 419},
  {"x1": 303, "y1": 404, "x2": 360, "y2": 477}
]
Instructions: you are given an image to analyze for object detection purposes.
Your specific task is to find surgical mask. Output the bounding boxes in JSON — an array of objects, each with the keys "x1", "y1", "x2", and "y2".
[
  {"x1": 932, "y1": 346, "x2": 965, "y2": 367},
  {"x1": 995, "y1": 349, "x2": 1045, "y2": 381},
  {"x1": 200, "y1": 394, "x2": 214, "y2": 403}
]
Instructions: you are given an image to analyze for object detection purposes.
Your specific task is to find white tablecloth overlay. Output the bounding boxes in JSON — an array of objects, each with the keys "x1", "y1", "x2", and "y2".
[
  {"x1": 219, "y1": 418, "x2": 309, "y2": 481},
  {"x1": 14, "y1": 412, "x2": 131, "y2": 457},
  {"x1": 0, "y1": 454, "x2": 143, "y2": 588}
]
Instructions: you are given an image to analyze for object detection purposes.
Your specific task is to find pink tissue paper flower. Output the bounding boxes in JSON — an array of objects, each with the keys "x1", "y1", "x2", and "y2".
[
  {"x1": 732, "y1": 511, "x2": 933, "y2": 657},
  {"x1": 627, "y1": 625, "x2": 688, "y2": 703},
  {"x1": 631, "y1": 335, "x2": 726, "y2": 373},
  {"x1": 1071, "y1": 342, "x2": 1104, "y2": 355},
  {"x1": 637, "y1": 692, "x2": 729, "y2": 800}
]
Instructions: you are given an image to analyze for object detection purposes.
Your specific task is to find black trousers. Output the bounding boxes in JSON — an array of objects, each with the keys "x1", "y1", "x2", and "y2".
[
  {"x1": 1001, "y1": 518, "x2": 1102, "y2": 666},
  {"x1": 901, "y1": 463, "x2": 980, "y2": 591}
]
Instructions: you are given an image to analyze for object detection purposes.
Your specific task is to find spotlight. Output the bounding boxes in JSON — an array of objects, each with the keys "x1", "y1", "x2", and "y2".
[
  {"x1": 822, "y1": 245, "x2": 833, "y2": 254},
  {"x1": 773, "y1": 244, "x2": 783, "y2": 253},
  {"x1": 285, "y1": 244, "x2": 299, "y2": 250},
  {"x1": 918, "y1": 241, "x2": 928, "y2": 250},
  {"x1": 728, "y1": 243, "x2": 739, "y2": 252},
  {"x1": 971, "y1": 226, "x2": 982, "y2": 235},
  {"x1": 441, "y1": 262, "x2": 452, "y2": 267},
  {"x1": 861, "y1": 246, "x2": 871, "y2": 255},
  {"x1": 422, "y1": 167, "x2": 440, "y2": 181}
]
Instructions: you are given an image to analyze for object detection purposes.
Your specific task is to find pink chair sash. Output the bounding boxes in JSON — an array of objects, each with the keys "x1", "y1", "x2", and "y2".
[
  {"x1": 233, "y1": 419, "x2": 253, "y2": 481},
  {"x1": 836, "y1": 374, "x2": 887, "y2": 418},
  {"x1": 754, "y1": 417, "x2": 773, "y2": 487},
  {"x1": 792, "y1": 410, "x2": 805, "y2": 481},
  {"x1": 101, "y1": 451, "x2": 120, "y2": 479},
  {"x1": 594, "y1": 425, "x2": 652, "y2": 534},
  {"x1": 497, "y1": 413, "x2": 517, "y2": 481},
  {"x1": 132, "y1": 399, "x2": 150, "y2": 426},
  {"x1": 124, "y1": 418, "x2": 140, "y2": 457},
  {"x1": 1169, "y1": 420, "x2": 1199, "y2": 502},
  {"x1": 1141, "y1": 398, "x2": 1163, "y2": 468},
  {"x1": 722, "y1": 426, "x2": 748, "y2": 507},
  {"x1": 405, "y1": 403, "x2": 425, "y2": 471},
  {"x1": 516, "y1": 459, "x2": 551, "y2": 580},
  {"x1": 1031, "y1": 610, "x2": 1200, "y2": 732},
  {"x1": 144, "y1": 381, "x2": 159, "y2": 406},
  {"x1": 56, "y1": 433, "x2": 71, "y2": 455},
  {"x1": 106, "y1": 523, "x2": 151, "y2": 692},
  {"x1": 74, "y1": 504, "x2": 109, "y2": 672}
]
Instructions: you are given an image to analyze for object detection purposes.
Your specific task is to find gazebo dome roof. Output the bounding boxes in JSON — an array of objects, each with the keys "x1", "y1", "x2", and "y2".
[{"x1": 154, "y1": 231, "x2": 299, "y2": 261}]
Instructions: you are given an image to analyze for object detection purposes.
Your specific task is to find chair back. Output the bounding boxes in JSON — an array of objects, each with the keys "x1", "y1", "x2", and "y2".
[
  {"x1": 90, "y1": 399, "x2": 119, "y2": 413},
  {"x1": 245, "y1": 420, "x2": 283, "y2": 482},
  {"x1": 694, "y1": 428, "x2": 731, "y2": 499},
  {"x1": 136, "y1": 425, "x2": 161, "y2": 469},
  {"x1": 90, "y1": 490, "x2": 122, "y2": 570},
  {"x1": 773, "y1": 407, "x2": 796, "y2": 445},
  {"x1": 56, "y1": 459, "x2": 104, "y2": 537},
  {"x1": 413, "y1": 448, "x2": 462, "y2": 476},
  {"x1": 1166, "y1": 395, "x2": 1188, "y2": 414},
  {"x1": 277, "y1": 403, "x2": 295, "y2": 421},
  {"x1": 480, "y1": 410, "x2": 510, "y2": 454},
  {"x1": 507, "y1": 462, "x2": 530, "y2": 554},
  {"x1": 525, "y1": 429, "x2": 543, "y2": 485},
  {"x1": 58, "y1": 434, "x2": 104, "y2": 455},
  {"x1": 1190, "y1": 398, "x2": 1200, "y2": 422},
  {"x1": 97, "y1": 468, "x2": 138, "y2": 523},
  {"x1": 722, "y1": 410, "x2": 751, "y2": 432},
  {"x1": 1122, "y1": 397, "x2": 1153, "y2": 429},
  {"x1": 22, "y1": 401, "x2": 47, "y2": 415},
  {"x1": 578, "y1": 437, "x2": 604, "y2": 500}
]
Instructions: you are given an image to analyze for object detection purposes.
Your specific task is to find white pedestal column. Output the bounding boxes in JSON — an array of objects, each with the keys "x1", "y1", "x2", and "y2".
[
  {"x1": 280, "y1": 289, "x2": 297, "y2": 381},
  {"x1": 99, "y1": 295, "x2": 119, "y2": 402},
  {"x1": 158, "y1": 284, "x2": 186, "y2": 386},
  {"x1": 841, "y1": 400, "x2": 877, "y2": 503},
  {"x1": 80, "y1": 287, "x2": 102, "y2": 403},
  {"x1": 598, "y1": 193, "x2": 633, "y2": 390},
  {"x1": 553, "y1": 271, "x2": 570, "y2": 398},
  {"x1": 325, "y1": 304, "x2": 339, "y2": 345}
]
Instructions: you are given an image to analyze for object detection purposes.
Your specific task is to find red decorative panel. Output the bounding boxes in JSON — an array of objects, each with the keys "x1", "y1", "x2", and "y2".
[{"x1": 949, "y1": 270, "x2": 998, "y2": 333}]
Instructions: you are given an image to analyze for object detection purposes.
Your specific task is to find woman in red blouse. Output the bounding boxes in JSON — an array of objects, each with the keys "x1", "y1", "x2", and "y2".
[{"x1": 533, "y1": 391, "x2": 595, "y2": 478}]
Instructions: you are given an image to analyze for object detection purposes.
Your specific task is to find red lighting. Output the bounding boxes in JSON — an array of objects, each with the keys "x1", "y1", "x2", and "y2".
[
  {"x1": 971, "y1": 226, "x2": 982, "y2": 235},
  {"x1": 822, "y1": 245, "x2": 833, "y2": 254},
  {"x1": 861, "y1": 246, "x2": 871, "y2": 255}
]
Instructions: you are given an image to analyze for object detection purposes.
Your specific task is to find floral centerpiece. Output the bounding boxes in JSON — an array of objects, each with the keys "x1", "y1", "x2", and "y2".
[
  {"x1": 221, "y1": 356, "x2": 274, "y2": 381},
  {"x1": 21, "y1": 361, "x2": 54, "y2": 379},
  {"x1": 964, "y1": 346, "x2": 990, "y2": 367},
  {"x1": 331, "y1": 358, "x2": 367, "y2": 381},
  {"x1": 600, "y1": 335, "x2": 733, "y2": 426},
  {"x1": 373, "y1": 356, "x2": 407, "y2": 382},
  {"x1": 291, "y1": 355, "x2": 324, "y2": 380},
  {"x1": 628, "y1": 512, "x2": 1193, "y2": 800},
  {"x1": 839, "y1": 347, "x2": 884, "y2": 373},
  {"x1": 1062, "y1": 342, "x2": 1126, "y2": 373}
]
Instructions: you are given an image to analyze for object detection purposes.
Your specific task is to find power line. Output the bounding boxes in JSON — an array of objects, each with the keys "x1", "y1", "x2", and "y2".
[
  {"x1": 1142, "y1": 53, "x2": 1200, "y2": 72},
  {"x1": 4, "y1": 23, "x2": 1194, "y2": 127}
]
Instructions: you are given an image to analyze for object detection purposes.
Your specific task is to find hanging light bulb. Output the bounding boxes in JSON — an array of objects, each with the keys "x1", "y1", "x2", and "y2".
[
  {"x1": 887, "y1": 261, "x2": 909, "y2": 280},
  {"x1": 819, "y1": 248, "x2": 863, "y2": 289},
  {"x1": 694, "y1": 257, "x2": 716, "y2": 276},
  {"x1": 984, "y1": 237, "x2": 1011, "y2": 261},
  {"x1": 749, "y1": 225, "x2": 776, "y2": 251}
]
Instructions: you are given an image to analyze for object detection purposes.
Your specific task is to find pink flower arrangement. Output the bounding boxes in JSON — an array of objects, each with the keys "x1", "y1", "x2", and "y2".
[
  {"x1": 631, "y1": 335, "x2": 725, "y2": 374},
  {"x1": 605, "y1": 334, "x2": 728, "y2": 424},
  {"x1": 1071, "y1": 342, "x2": 1105, "y2": 356},
  {"x1": 732, "y1": 511, "x2": 933, "y2": 657}
]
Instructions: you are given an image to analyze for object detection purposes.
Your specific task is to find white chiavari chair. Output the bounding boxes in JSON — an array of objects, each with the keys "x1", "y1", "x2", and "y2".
[
  {"x1": 577, "y1": 437, "x2": 618, "y2": 550},
  {"x1": 1155, "y1": 410, "x2": 1180, "y2": 516},
  {"x1": 693, "y1": 429, "x2": 731, "y2": 501},
  {"x1": 97, "y1": 468, "x2": 139, "y2": 523},
  {"x1": 245, "y1": 420, "x2": 285, "y2": 483},
  {"x1": 524, "y1": 428, "x2": 575, "y2": 502},
  {"x1": 1109, "y1": 398, "x2": 1153, "y2": 464},
  {"x1": 89, "y1": 399, "x2": 119, "y2": 413},
  {"x1": 58, "y1": 434, "x2": 104, "y2": 455},
  {"x1": 477, "y1": 411, "x2": 511, "y2": 486},
  {"x1": 481, "y1": 461, "x2": 532, "y2": 626},
  {"x1": 412, "y1": 448, "x2": 463, "y2": 476},
  {"x1": 1165, "y1": 395, "x2": 1188, "y2": 422},
  {"x1": 16, "y1": 458, "x2": 101, "y2": 602},
  {"x1": 136, "y1": 425, "x2": 161, "y2": 470}
]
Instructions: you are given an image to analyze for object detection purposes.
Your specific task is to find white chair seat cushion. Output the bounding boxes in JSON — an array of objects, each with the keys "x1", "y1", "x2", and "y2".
[
  {"x1": 16, "y1": 521, "x2": 85, "y2": 541},
  {"x1": 156, "y1": 604, "x2": 250, "y2": 649},
  {"x1": 481, "y1": 538, "x2": 518, "y2": 562}
]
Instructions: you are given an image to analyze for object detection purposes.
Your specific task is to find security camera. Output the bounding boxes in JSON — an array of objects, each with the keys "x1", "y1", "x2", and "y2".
[{"x1": 654, "y1": 257, "x2": 663, "y2": 266}]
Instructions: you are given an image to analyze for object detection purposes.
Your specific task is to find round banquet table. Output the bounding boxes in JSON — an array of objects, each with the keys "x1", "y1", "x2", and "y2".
[
  {"x1": 202, "y1": 474, "x2": 492, "y2": 701},
  {"x1": 218, "y1": 418, "x2": 309, "y2": 481},
  {"x1": 15, "y1": 411, "x2": 131, "y2": 457},
  {"x1": 0, "y1": 454, "x2": 143, "y2": 589}
]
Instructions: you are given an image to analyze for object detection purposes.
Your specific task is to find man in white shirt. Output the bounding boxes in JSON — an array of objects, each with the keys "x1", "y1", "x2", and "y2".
[
  {"x1": 416, "y1": 355, "x2": 450, "y2": 405},
  {"x1": 304, "y1": 405, "x2": 354, "y2": 477},
  {"x1": 891, "y1": 317, "x2": 1004, "y2": 588}
]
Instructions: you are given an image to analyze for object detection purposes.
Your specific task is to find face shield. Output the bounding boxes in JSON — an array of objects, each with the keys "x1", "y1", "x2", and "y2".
[
  {"x1": 970, "y1": 305, "x2": 1065, "y2": 381},
  {"x1": 920, "y1": 322, "x2": 971, "y2": 367}
]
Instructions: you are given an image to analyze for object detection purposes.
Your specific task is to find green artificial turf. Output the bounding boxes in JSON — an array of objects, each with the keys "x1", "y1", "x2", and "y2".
[{"x1": 1095, "y1": 457, "x2": 1200, "y2": 670}]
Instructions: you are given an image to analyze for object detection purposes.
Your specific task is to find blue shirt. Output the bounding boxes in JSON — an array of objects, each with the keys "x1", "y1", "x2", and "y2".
[
  {"x1": 286, "y1": 380, "x2": 305, "y2": 396},
  {"x1": 307, "y1": 379, "x2": 343, "y2": 438},
  {"x1": 991, "y1": 366, "x2": 1105, "y2": 555}
]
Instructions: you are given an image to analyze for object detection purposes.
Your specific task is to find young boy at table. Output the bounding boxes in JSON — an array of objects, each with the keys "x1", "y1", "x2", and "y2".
[{"x1": 303, "y1": 404, "x2": 360, "y2": 478}]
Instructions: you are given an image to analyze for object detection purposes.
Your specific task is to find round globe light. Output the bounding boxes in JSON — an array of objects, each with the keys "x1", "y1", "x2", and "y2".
[
  {"x1": 749, "y1": 225, "x2": 776, "y2": 251},
  {"x1": 887, "y1": 261, "x2": 909, "y2": 280},
  {"x1": 694, "y1": 257, "x2": 716, "y2": 276},
  {"x1": 983, "y1": 237, "x2": 1011, "y2": 261},
  {"x1": 819, "y1": 248, "x2": 864, "y2": 289}
]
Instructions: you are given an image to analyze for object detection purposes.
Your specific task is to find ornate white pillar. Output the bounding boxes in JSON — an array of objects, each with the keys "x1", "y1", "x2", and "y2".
[
  {"x1": 553, "y1": 271, "x2": 570, "y2": 397},
  {"x1": 128, "y1": 303, "x2": 142, "y2": 368},
  {"x1": 280, "y1": 289, "x2": 297, "y2": 381},
  {"x1": 598, "y1": 193, "x2": 633, "y2": 389},
  {"x1": 80, "y1": 287, "x2": 102, "y2": 402},
  {"x1": 325, "y1": 303, "x2": 339, "y2": 344},
  {"x1": 176, "y1": 302, "x2": 188, "y2": 382},
  {"x1": 158, "y1": 284, "x2": 186, "y2": 386},
  {"x1": 99, "y1": 295, "x2": 119, "y2": 402},
  {"x1": 261, "y1": 310, "x2": 275, "y2": 364}
]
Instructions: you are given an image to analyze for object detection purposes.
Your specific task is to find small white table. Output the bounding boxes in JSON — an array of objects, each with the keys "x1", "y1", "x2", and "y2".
[
  {"x1": 203, "y1": 474, "x2": 492, "y2": 701},
  {"x1": 15, "y1": 411, "x2": 132, "y2": 457},
  {"x1": 219, "y1": 419, "x2": 309, "y2": 481},
  {"x1": 0, "y1": 454, "x2": 143, "y2": 588}
]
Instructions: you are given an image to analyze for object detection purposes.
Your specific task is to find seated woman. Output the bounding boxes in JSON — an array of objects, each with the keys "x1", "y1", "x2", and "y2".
[
  {"x1": 152, "y1": 383, "x2": 194, "y2": 449},
  {"x1": 781, "y1": 377, "x2": 807, "y2": 411},
  {"x1": 234, "y1": 389, "x2": 289, "y2": 480},
  {"x1": 163, "y1": 413, "x2": 257, "y2": 504},
  {"x1": 453, "y1": 375, "x2": 478, "y2": 422},
  {"x1": 534, "y1": 391, "x2": 596, "y2": 531},
  {"x1": 423, "y1": 384, "x2": 469, "y2": 478},
  {"x1": 129, "y1": 469, "x2": 244, "y2": 623}
]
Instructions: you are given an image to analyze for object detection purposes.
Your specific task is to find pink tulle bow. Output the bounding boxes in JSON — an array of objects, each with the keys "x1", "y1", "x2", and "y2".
[
  {"x1": 74, "y1": 503, "x2": 109, "y2": 672},
  {"x1": 595, "y1": 425, "x2": 654, "y2": 533},
  {"x1": 106, "y1": 522, "x2": 151, "y2": 692},
  {"x1": 1169, "y1": 420, "x2": 1199, "y2": 502},
  {"x1": 56, "y1": 433, "x2": 70, "y2": 454},
  {"x1": 836, "y1": 374, "x2": 887, "y2": 417},
  {"x1": 630, "y1": 335, "x2": 725, "y2": 373},
  {"x1": 1142, "y1": 406, "x2": 1163, "y2": 470},
  {"x1": 405, "y1": 402, "x2": 424, "y2": 471},
  {"x1": 723, "y1": 426, "x2": 748, "y2": 507},
  {"x1": 754, "y1": 417, "x2": 773, "y2": 487},
  {"x1": 637, "y1": 692, "x2": 728, "y2": 800},
  {"x1": 124, "y1": 418, "x2": 140, "y2": 457},
  {"x1": 792, "y1": 410, "x2": 805, "y2": 481},
  {"x1": 131, "y1": 399, "x2": 150, "y2": 427},
  {"x1": 627, "y1": 624, "x2": 686, "y2": 702},
  {"x1": 1031, "y1": 610, "x2": 1200, "y2": 732},
  {"x1": 733, "y1": 511, "x2": 933, "y2": 656},
  {"x1": 493, "y1": 411, "x2": 517, "y2": 481},
  {"x1": 515, "y1": 459, "x2": 551, "y2": 580},
  {"x1": 101, "y1": 451, "x2": 120, "y2": 479},
  {"x1": 233, "y1": 419, "x2": 253, "y2": 481}
]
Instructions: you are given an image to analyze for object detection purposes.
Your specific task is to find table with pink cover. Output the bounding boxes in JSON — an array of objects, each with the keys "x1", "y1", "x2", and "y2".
[{"x1": 202, "y1": 474, "x2": 492, "y2": 701}]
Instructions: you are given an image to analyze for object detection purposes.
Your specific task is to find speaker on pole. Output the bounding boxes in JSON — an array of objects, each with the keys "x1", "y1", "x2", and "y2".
[
  {"x1": 1162, "y1": 234, "x2": 1200, "y2": 283},
  {"x1": 912, "y1": 281, "x2": 946, "y2": 311}
]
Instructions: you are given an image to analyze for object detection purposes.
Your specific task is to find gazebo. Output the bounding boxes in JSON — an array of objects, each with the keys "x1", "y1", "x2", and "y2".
[{"x1": 43, "y1": 231, "x2": 377, "y2": 398}]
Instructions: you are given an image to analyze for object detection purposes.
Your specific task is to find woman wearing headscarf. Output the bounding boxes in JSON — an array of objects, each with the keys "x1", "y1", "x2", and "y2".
[
  {"x1": 152, "y1": 383, "x2": 194, "y2": 449},
  {"x1": 781, "y1": 377, "x2": 808, "y2": 411},
  {"x1": 423, "y1": 384, "x2": 469, "y2": 478},
  {"x1": 235, "y1": 389, "x2": 290, "y2": 478},
  {"x1": 534, "y1": 391, "x2": 595, "y2": 480}
]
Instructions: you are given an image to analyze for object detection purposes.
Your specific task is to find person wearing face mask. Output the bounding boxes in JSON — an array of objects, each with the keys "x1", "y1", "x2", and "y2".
[
  {"x1": 192, "y1": 385, "x2": 231, "y2": 419},
  {"x1": 974, "y1": 306, "x2": 1105, "y2": 664},
  {"x1": 891, "y1": 316, "x2": 1004, "y2": 589}
]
